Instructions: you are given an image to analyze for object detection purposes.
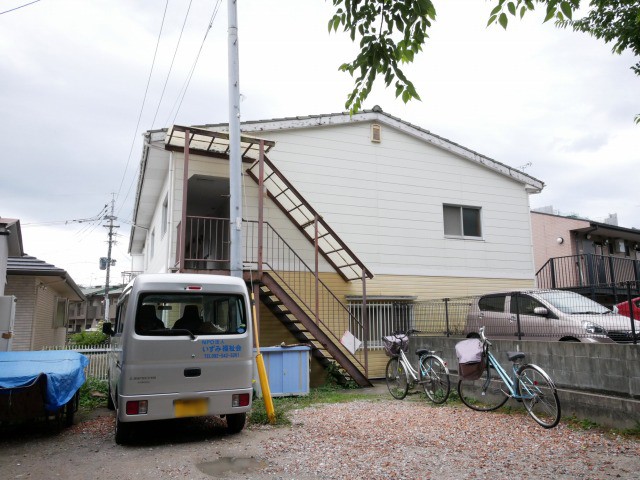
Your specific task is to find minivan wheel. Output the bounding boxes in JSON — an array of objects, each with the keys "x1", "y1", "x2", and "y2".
[
  {"x1": 107, "y1": 383, "x2": 115, "y2": 410},
  {"x1": 115, "y1": 415, "x2": 133, "y2": 445},
  {"x1": 226, "y1": 413, "x2": 246, "y2": 434}
]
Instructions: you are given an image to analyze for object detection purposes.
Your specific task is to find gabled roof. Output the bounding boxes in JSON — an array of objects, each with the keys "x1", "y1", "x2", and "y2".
[
  {"x1": 7, "y1": 255, "x2": 84, "y2": 300},
  {"x1": 198, "y1": 106, "x2": 545, "y2": 193},
  {"x1": 0, "y1": 217, "x2": 24, "y2": 256}
]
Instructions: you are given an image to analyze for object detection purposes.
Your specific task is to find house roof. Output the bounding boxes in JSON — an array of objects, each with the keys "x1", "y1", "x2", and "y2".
[
  {"x1": 531, "y1": 211, "x2": 640, "y2": 243},
  {"x1": 131, "y1": 107, "x2": 545, "y2": 253},
  {"x1": 197, "y1": 106, "x2": 545, "y2": 193},
  {"x1": 81, "y1": 285, "x2": 125, "y2": 297},
  {"x1": 0, "y1": 218, "x2": 24, "y2": 256},
  {"x1": 7, "y1": 255, "x2": 85, "y2": 300}
]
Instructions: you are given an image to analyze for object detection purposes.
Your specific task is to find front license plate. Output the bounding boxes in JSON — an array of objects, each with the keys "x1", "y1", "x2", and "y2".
[{"x1": 174, "y1": 398, "x2": 208, "y2": 418}]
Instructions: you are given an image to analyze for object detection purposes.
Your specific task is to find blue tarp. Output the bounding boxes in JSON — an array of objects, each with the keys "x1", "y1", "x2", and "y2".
[{"x1": 0, "y1": 351, "x2": 89, "y2": 411}]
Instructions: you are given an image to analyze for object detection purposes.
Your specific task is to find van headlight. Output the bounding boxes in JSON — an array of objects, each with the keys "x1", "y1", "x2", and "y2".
[{"x1": 582, "y1": 321, "x2": 606, "y2": 334}]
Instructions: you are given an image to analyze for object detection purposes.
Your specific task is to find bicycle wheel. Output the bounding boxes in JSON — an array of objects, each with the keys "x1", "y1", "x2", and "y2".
[
  {"x1": 419, "y1": 355, "x2": 450, "y2": 404},
  {"x1": 385, "y1": 357, "x2": 409, "y2": 400},
  {"x1": 457, "y1": 365, "x2": 509, "y2": 411},
  {"x1": 517, "y1": 364, "x2": 561, "y2": 428}
]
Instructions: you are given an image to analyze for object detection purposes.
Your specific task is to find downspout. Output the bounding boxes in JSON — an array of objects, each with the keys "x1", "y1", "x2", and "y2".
[
  {"x1": 180, "y1": 129, "x2": 190, "y2": 272},
  {"x1": 166, "y1": 151, "x2": 175, "y2": 271}
]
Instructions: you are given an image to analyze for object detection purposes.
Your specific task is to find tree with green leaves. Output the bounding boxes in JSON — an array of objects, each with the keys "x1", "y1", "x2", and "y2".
[{"x1": 329, "y1": 0, "x2": 640, "y2": 122}]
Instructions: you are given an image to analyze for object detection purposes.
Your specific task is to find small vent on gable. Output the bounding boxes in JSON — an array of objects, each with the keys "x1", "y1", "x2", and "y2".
[{"x1": 371, "y1": 123, "x2": 382, "y2": 143}]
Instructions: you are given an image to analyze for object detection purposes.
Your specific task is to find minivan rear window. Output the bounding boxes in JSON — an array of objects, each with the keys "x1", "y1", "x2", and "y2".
[{"x1": 134, "y1": 293, "x2": 247, "y2": 336}]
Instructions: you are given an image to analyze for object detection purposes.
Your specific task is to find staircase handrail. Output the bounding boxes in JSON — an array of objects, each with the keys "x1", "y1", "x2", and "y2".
[{"x1": 244, "y1": 220, "x2": 366, "y2": 370}]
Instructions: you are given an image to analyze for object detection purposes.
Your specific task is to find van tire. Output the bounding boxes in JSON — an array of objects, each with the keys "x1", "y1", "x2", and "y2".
[
  {"x1": 226, "y1": 413, "x2": 246, "y2": 434},
  {"x1": 115, "y1": 416, "x2": 133, "y2": 445},
  {"x1": 107, "y1": 384, "x2": 115, "y2": 410}
]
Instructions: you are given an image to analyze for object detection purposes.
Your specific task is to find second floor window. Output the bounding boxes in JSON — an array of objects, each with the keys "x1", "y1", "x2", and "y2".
[{"x1": 443, "y1": 204, "x2": 482, "y2": 238}]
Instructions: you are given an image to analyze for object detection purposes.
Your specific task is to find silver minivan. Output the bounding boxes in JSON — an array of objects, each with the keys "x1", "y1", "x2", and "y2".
[
  {"x1": 464, "y1": 289, "x2": 640, "y2": 343},
  {"x1": 103, "y1": 273, "x2": 253, "y2": 444}
]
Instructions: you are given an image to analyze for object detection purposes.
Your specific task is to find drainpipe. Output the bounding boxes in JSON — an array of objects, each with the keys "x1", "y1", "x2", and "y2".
[{"x1": 180, "y1": 129, "x2": 190, "y2": 272}]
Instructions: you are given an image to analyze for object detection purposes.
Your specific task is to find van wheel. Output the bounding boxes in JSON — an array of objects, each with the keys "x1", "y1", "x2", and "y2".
[
  {"x1": 115, "y1": 415, "x2": 133, "y2": 445},
  {"x1": 107, "y1": 384, "x2": 115, "y2": 410},
  {"x1": 226, "y1": 413, "x2": 246, "y2": 434}
]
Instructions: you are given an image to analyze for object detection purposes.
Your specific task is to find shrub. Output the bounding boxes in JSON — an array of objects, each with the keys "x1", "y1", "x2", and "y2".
[{"x1": 69, "y1": 330, "x2": 108, "y2": 346}]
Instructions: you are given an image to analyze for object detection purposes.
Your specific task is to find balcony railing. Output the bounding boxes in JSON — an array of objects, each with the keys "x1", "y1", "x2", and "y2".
[{"x1": 536, "y1": 254, "x2": 640, "y2": 290}]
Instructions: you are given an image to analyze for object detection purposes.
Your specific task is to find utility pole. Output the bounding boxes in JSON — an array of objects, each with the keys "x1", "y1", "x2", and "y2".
[
  {"x1": 102, "y1": 196, "x2": 119, "y2": 323},
  {"x1": 228, "y1": 0, "x2": 242, "y2": 278}
]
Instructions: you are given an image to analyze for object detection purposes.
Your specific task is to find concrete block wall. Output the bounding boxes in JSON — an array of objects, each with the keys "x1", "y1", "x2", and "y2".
[{"x1": 411, "y1": 337, "x2": 640, "y2": 429}]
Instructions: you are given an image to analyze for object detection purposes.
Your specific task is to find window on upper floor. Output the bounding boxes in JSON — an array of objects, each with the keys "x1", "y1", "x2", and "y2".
[{"x1": 443, "y1": 204, "x2": 482, "y2": 238}]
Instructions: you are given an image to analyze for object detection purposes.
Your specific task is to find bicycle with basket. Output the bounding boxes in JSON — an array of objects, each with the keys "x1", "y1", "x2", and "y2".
[
  {"x1": 383, "y1": 329, "x2": 450, "y2": 403},
  {"x1": 455, "y1": 326, "x2": 561, "y2": 428}
]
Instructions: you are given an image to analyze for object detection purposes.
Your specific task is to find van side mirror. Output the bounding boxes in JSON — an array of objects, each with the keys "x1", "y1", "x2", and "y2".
[
  {"x1": 102, "y1": 322, "x2": 115, "y2": 336},
  {"x1": 533, "y1": 307, "x2": 548, "y2": 317}
]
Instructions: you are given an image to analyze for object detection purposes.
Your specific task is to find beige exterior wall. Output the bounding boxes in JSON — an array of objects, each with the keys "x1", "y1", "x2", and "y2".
[
  {"x1": 531, "y1": 212, "x2": 589, "y2": 273},
  {"x1": 5, "y1": 276, "x2": 36, "y2": 351},
  {"x1": 6, "y1": 276, "x2": 69, "y2": 351}
]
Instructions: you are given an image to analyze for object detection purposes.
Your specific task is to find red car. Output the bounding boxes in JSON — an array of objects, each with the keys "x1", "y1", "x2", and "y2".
[{"x1": 615, "y1": 297, "x2": 640, "y2": 319}]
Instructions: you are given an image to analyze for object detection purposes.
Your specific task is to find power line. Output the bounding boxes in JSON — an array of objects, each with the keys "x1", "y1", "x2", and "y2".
[
  {"x1": 151, "y1": 0, "x2": 194, "y2": 130},
  {"x1": 166, "y1": 0, "x2": 222, "y2": 126},
  {"x1": 0, "y1": 0, "x2": 42, "y2": 16},
  {"x1": 115, "y1": 0, "x2": 170, "y2": 209}
]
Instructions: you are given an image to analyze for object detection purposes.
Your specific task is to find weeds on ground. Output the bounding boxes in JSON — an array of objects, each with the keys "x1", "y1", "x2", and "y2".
[
  {"x1": 248, "y1": 383, "x2": 379, "y2": 427},
  {"x1": 79, "y1": 377, "x2": 108, "y2": 411}
]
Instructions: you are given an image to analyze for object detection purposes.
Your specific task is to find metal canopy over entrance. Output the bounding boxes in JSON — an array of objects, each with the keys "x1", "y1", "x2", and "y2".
[
  {"x1": 165, "y1": 125, "x2": 275, "y2": 160},
  {"x1": 247, "y1": 157, "x2": 373, "y2": 282}
]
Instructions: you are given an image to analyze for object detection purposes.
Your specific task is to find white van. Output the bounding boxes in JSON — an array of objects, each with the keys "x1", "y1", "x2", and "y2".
[{"x1": 102, "y1": 273, "x2": 253, "y2": 444}]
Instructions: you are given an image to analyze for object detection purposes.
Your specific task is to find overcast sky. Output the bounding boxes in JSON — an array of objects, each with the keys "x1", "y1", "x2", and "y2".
[{"x1": 1, "y1": 0, "x2": 638, "y2": 287}]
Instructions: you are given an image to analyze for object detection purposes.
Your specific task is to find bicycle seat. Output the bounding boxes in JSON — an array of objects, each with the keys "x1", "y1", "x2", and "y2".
[{"x1": 507, "y1": 351, "x2": 526, "y2": 362}]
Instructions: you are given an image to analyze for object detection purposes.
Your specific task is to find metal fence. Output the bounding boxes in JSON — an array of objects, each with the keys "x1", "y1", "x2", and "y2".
[
  {"x1": 410, "y1": 282, "x2": 639, "y2": 344},
  {"x1": 43, "y1": 344, "x2": 109, "y2": 380}
]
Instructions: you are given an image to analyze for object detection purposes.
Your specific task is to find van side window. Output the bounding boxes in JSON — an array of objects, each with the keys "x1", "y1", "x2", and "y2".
[
  {"x1": 115, "y1": 295, "x2": 129, "y2": 334},
  {"x1": 511, "y1": 295, "x2": 544, "y2": 315},
  {"x1": 478, "y1": 295, "x2": 506, "y2": 312}
]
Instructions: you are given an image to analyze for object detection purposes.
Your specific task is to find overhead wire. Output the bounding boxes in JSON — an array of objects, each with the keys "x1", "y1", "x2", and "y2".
[
  {"x1": 114, "y1": 0, "x2": 170, "y2": 214},
  {"x1": 151, "y1": 0, "x2": 194, "y2": 130},
  {"x1": 165, "y1": 0, "x2": 222, "y2": 127},
  {"x1": 118, "y1": 0, "x2": 223, "y2": 222},
  {"x1": 0, "y1": 0, "x2": 42, "y2": 16}
]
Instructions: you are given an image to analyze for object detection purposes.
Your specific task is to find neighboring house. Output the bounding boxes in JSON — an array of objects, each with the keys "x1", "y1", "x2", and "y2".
[
  {"x1": 532, "y1": 209, "x2": 640, "y2": 306},
  {"x1": 128, "y1": 107, "x2": 544, "y2": 383},
  {"x1": 68, "y1": 284, "x2": 125, "y2": 333},
  {"x1": 1, "y1": 218, "x2": 24, "y2": 351},
  {"x1": 5, "y1": 255, "x2": 84, "y2": 351}
]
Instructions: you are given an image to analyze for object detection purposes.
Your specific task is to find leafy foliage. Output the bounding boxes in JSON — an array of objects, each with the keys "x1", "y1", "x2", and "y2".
[
  {"x1": 329, "y1": 0, "x2": 639, "y2": 122},
  {"x1": 78, "y1": 377, "x2": 108, "y2": 410},
  {"x1": 329, "y1": 0, "x2": 435, "y2": 113},
  {"x1": 69, "y1": 329, "x2": 108, "y2": 346}
]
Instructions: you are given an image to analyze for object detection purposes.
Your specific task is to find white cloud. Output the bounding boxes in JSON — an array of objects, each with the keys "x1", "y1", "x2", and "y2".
[{"x1": 2, "y1": 0, "x2": 638, "y2": 287}]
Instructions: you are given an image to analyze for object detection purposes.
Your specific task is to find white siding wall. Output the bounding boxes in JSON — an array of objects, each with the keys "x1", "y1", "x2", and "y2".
[{"x1": 247, "y1": 122, "x2": 535, "y2": 280}]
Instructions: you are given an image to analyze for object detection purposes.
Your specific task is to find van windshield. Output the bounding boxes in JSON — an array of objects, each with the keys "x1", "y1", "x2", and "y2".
[
  {"x1": 135, "y1": 293, "x2": 247, "y2": 336},
  {"x1": 535, "y1": 291, "x2": 610, "y2": 315}
]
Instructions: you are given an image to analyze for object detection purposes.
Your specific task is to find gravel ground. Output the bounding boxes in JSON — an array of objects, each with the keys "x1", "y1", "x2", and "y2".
[{"x1": 1, "y1": 396, "x2": 638, "y2": 479}]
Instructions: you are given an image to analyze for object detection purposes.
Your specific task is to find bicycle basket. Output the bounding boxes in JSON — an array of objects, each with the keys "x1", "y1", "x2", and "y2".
[
  {"x1": 382, "y1": 334, "x2": 409, "y2": 357},
  {"x1": 455, "y1": 338, "x2": 486, "y2": 380}
]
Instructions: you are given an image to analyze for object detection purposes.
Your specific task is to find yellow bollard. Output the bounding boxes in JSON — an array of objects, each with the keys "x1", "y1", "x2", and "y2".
[{"x1": 251, "y1": 293, "x2": 276, "y2": 424}]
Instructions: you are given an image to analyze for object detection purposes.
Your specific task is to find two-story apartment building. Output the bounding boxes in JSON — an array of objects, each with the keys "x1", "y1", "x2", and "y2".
[{"x1": 127, "y1": 108, "x2": 544, "y2": 384}]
